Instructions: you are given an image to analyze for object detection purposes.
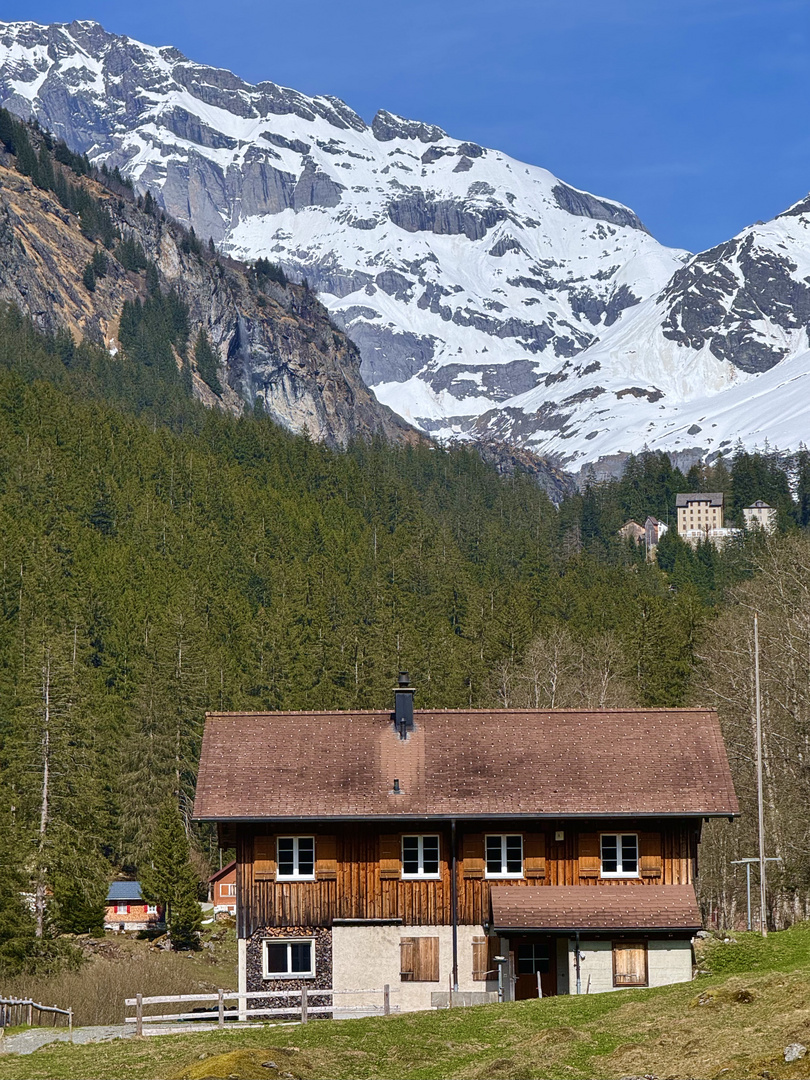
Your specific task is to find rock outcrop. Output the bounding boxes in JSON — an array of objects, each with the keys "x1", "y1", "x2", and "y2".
[{"x1": 0, "y1": 148, "x2": 418, "y2": 448}]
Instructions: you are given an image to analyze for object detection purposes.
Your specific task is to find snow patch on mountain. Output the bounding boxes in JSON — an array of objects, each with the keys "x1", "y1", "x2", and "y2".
[{"x1": 2, "y1": 19, "x2": 810, "y2": 466}]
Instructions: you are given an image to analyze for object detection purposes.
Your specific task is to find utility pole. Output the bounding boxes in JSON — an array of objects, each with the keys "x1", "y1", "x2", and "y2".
[{"x1": 754, "y1": 613, "x2": 768, "y2": 936}]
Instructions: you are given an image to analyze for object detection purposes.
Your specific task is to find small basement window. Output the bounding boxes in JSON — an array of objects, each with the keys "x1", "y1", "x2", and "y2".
[
  {"x1": 277, "y1": 836, "x2": 315, "y2": 880},
  {"x1": 401, "y1": 835, "x2": 440, "y2": 878},
  {"x1": 600, "y1": 834, "x2": 639, "y2": 877},
  {"x1": 612, "y1": 940, "x2": 648, "y2": 987},
  {"x1": 485, "y1": 835, "x2": 523, "y2": 878},
  {"x1": 263, "y1": 938, "x2": 315, "y2": 979}
]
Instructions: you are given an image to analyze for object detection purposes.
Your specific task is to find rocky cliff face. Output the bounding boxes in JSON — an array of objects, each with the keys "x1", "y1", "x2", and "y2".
[
  {"x1": 0, "y1": 20, "x2": 686, "y2": 456},
  {"x1": 3, "y1": 19, "x2": 810, "y2": 469},
  {"x1": 0, "y1": 145, "x2": 418, "y2": 448}
]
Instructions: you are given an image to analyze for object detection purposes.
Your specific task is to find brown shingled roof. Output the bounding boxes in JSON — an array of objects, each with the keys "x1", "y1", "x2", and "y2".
[
  {"x1": 490, "y1": 884, "x2": 702, "y2": 931},
  {"x1": 193, "y1": 708, "x2": 738, "y2": 821}
]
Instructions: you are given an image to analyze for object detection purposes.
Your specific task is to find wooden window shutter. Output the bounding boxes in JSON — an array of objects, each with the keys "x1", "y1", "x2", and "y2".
[
  {"x1": 472, "y1": 936, "x2": 498, "y2": 981},
  {"x1": 401, "y1": 937, "x2": 440, "y2": 981},
  {"x1": 400, "y1": 937, "x2": 415, "y2": 981},
  {"x1": 462, "y1": 833, "x2": 485, "y2": 879},
  {"x1": 612, "y1": 941, "x2": 648, "y2": 987},
  {"x1": 578, "y1": 832, "x2": 600, "y2": 879},
  {"x1": 524, "y1": 833, "x2": 546, "y2": 879},
  {"x1": 379, "y1": 834, "x2": 401, "y2": 879},
  {"x1": 639, "y1": 832, "x2": 663, "y2": 879},
  {"x1": 315, "y1": 835, "x2": 338, "y2": 881},
  {"x1": 254, "y1": 834, "x2": 276, "y2": 881}
]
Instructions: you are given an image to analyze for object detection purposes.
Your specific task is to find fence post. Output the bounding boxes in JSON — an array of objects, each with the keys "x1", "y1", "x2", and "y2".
[
  {"x1": 27, "y1": 1001, "x2": 33, "y2": 1027},
  {"x1": 383, "y1": 984, "x2": 390, "y2": 1016},
  {"x1": 68, "y1": 1009, "x2": 73, "y2": 1043},
  {"x1": 218, "y1": 989, "x2": 224, "y2": 1029},
  {"x1": 300, "y1": 988, "x2": 308, "y2": 1024},
  {"x1": 136, "y1": 993, "x2": 143, "y2": 1037}
]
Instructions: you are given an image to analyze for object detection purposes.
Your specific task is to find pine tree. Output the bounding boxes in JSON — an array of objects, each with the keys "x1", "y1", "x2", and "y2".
[
  {"x1": 140, "y1": 800, "x2": 202, "y2": 949},
  {"x1": 194, "y1": 329, "x2": 223, "y2": 395}
]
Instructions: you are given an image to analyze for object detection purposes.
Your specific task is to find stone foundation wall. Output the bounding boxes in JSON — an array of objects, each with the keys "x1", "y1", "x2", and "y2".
[{"x1": 246, "y1": 925, "x2": 332, "y2": 1014}]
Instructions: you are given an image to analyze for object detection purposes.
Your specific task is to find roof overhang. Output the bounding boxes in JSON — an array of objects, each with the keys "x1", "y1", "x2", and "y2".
[
  {"x1": 195, "y1": 812, "x2": 736, "y2": 823},
  {"x1": 489, "y1": 884, "x2": 703, "y2": 934}
]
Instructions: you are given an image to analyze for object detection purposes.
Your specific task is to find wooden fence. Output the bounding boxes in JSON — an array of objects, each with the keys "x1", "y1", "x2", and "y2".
[
  {"x1": 0, "y1": 997, "x2": 73, "y2": 1037},
  {"x1": 125, "y1": 986, "x2": 394, "y2": 1034}
]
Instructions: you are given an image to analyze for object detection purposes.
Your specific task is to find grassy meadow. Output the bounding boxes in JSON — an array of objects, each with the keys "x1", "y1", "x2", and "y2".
[{"x1": 1, "y1": 924, "x2": 809, "y2": 1079}]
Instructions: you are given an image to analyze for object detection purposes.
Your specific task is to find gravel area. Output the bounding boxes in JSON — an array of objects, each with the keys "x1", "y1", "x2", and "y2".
[{"x1": 0, "y1": 1025, "x2": 134, "y2": 1055}]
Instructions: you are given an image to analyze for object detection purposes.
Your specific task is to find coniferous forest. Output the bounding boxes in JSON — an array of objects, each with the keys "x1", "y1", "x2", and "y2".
[{"x1": 0, "y1": 110, "x2": 809, "y2": 966}]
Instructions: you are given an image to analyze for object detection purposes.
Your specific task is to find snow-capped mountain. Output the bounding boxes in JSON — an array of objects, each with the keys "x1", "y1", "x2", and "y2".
[{"x1": 1, "y1": 18, "x2": 809, "y2": 468}]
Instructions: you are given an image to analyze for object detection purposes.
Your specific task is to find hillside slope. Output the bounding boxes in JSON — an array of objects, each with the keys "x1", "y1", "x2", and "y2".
[
  {"x1": 1, "y1": 926, "x2": 809, "y2": 1079},
  {"x1": 0, "y1": 122, "x2": 416, "y2": 447},
  {"x1": 0, "y1": 19, "x2": 687, "y2": 459},
  {"x1": 4, "y1": 20, "x2": 810, "y2": 468}
]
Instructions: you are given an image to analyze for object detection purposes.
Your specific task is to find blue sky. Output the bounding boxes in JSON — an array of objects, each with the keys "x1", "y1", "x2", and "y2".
[{"x1": 5, "y1": 0, "x2": 809, "y2": 252}]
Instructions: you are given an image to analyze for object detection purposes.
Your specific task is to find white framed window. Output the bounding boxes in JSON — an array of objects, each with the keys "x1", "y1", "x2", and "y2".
[
  {"x1": 115, "y1": 903, "x2": 128, "y2": 914},
  {"x1": 146, "y1": 904, "x2": 158, "y2": 914},
  {"x1": 600, "y1": 833, "x2": 639, "y2": 877},
  {"x1": 401, "y1": 835, "x2": 440, "y2": 878},
  {"x1": 223, "y1": 883, "x2": 237, "y2": 897},
  {"x1": 485, "y1": 834, "x2": 523, "y2": 878},
  {"x1": 277, "y1": 836, "x2": 315, "y2": 880},
  {"x1": 262, "y1": 938, "x2": 315, "y2": 979}
]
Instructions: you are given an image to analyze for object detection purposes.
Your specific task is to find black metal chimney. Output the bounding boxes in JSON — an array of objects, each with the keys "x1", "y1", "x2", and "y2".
[{"x1": 394, "y1": 671, "x2": 415, "y2": 739}]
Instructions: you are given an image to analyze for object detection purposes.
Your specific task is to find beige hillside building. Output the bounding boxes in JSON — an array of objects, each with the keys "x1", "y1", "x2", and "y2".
[
  {"x1": 676, "y1": 493, "x2": 724, "y2": 535},
  {"x1": 743, "y1": 501, "x2": 777, "y2": 532}
]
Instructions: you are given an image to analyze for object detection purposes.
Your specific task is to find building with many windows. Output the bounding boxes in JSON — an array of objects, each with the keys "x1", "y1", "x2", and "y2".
[{"x1": 193, "y1": 681, "x2": 737, "y2": 1010}]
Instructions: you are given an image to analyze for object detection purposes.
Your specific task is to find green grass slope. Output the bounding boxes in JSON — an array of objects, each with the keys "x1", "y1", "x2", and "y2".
[{"x1": 2, "y1": 925, "x2": 810, "y2": 1080}]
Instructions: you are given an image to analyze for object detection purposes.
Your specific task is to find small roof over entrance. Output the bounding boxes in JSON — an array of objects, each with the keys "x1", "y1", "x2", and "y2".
[{"x1": 490, "y1": 885, "x2": 702, "y2": 932}]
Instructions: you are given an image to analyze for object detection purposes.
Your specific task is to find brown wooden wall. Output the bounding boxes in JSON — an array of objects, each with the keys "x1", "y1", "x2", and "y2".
[{"x1": 236, "y1": 820, "x2": 700, "y2": 937}]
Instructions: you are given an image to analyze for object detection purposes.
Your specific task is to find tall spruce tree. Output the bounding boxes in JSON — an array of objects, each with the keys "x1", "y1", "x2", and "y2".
[{"x1": 141, "y1": 801, "x2": 202, "y2": 949}]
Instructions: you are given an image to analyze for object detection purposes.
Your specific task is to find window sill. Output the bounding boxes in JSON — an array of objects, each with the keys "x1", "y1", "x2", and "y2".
[
  {"x1": 600, "y1": 873, "x2": 640, "y2": 879},
  {"x1": 276, "y1": 876, "x2": 316, "y2": 882},
  {"x1": 262, "y1": 972, "x2": 316, "y2": 980},
  {"x1": 485, "y1": 873, "x2": 524, "y2": 880},
  {"x1": 401, "y1": 874, "x2": 442, "y2": 881}
]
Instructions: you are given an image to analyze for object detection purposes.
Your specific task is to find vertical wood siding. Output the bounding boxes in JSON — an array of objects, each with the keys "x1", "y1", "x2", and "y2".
[{"x1": 237, "y1": 821, "x2": 700, "y2": 936}]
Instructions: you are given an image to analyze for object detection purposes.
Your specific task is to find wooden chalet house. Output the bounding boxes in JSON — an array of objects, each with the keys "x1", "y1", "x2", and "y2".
[
  {"x1": 210, "y1": 860, "x2": 237, "y2": 915},
  {"x1": 104, "y1": 881, "x2": 162, "y2": 932},
  {"x1": 193, "y1": 677, "x2": 738, "y2": 1011}
]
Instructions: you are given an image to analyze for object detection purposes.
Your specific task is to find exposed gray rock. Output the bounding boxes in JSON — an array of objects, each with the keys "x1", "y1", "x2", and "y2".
[
  {"x1": 261, "y1": 132, "x2": 311, "y2": 155},
  {"x1": 785, "y1": 1044, "x2": 807, "y2": 1063},
  {"x1": 552, "y1": 182, "x2": 648, "y2": 232},
  {"x1": 388, "y1": 193, "x2": 508, "y2": 240},
  {"x1": 425, "y1": 360, "x2": 540, "y2": 401},
  {"x1": 489, "y1": 236, "x2": 527, "y2": 257},
  {"x1": 372, "y1": 109, "x2": 446, "y2": 143},
  {"x1": 661, "y1": 233, "x2": 810, "y2": 373},
  {"x1": 420, "y1": 146, "x2": 452, "y2": 165},
  {"x1": 457, "y1": 142, "x2": 485, "y2": 159},
  {"x1": 375, "y1": 270, "x2": 414, "y2": 300},
  {"x1": 453, "y1": 156, "x2": 474, "y2": 173},
  {"x1": 162, "y1": 105, "x2": 238, "y2": 150},
  {"x1": 341, "y1": 322, "x2": 437, "y2": 384},
  {"x1": 299, "y1": 262, "x2": 373, "y2": 299},
  {"x1": 292, "y1": 159, "x2": 344, "y2": 209}
]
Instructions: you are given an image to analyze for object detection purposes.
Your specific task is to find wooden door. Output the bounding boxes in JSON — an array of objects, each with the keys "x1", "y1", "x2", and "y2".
[{"x1": 513, "y1": 937, "x2": 557, "y2": 998}]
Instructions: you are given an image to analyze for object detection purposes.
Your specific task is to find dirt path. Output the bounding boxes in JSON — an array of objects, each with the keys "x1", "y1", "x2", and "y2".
[{"x1": 0, "y1": 1024, "x2": 134, "y2": 1055}]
